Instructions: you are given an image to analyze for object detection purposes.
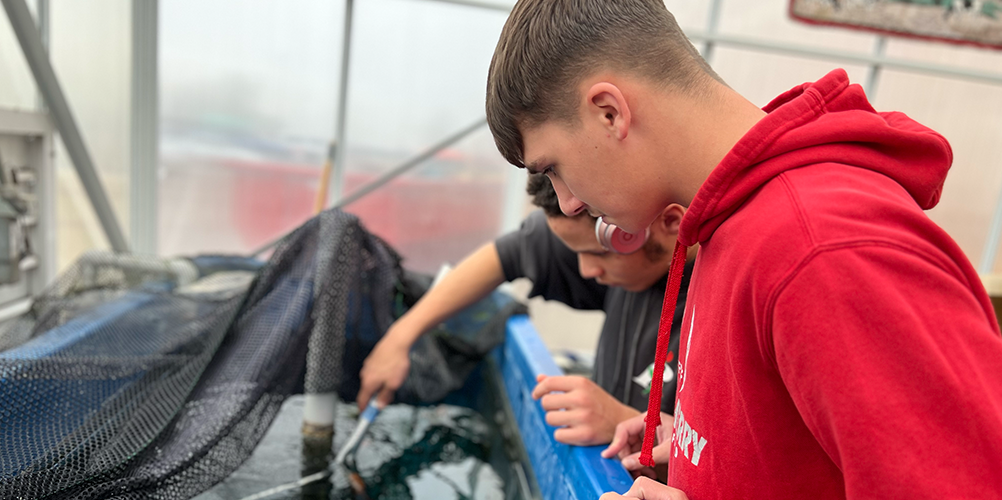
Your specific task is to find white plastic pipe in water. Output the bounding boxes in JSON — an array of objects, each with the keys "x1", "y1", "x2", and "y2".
[{"x1": 302, "y1": 392, "x2": 338, "y2": 434}]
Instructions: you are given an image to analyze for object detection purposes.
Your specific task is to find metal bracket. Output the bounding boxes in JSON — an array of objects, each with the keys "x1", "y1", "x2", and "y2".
[{"x1": 2, "y1": 0, "x2": 129, "y2": 252}]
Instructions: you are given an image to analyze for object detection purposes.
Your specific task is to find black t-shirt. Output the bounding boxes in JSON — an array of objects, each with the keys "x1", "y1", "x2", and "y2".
[{"x1": 495, "y1": 210, "x2": 692, "y2": 414}]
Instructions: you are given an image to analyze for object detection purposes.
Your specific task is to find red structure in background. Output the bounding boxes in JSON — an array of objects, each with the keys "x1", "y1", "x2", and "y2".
[{"x1": 227, "y1": 157, "x2": 504, "y2": 273}]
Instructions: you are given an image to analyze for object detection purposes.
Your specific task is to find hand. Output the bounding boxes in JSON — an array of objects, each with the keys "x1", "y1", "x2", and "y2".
[
  {"x1": 357, "y1": 329, "x2": 412, "y2": 410},
  {"x1": 599, "y1": 477, "x2": 689, "y2": 500},
  {"x1": 602, "y1": 411, "x2": 674, "y2": 476},
  {"x1": 531, "y1": 374, "x2": 640, "y2": 446}
]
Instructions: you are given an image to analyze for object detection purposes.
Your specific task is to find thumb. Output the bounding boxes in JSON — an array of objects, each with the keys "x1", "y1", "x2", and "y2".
[
  {"x1": 620, "y1": 451, "x2": 643, "y2": 471},
  {"x1": 652, "y1": 440, "x2": 673, "y2": 465}
]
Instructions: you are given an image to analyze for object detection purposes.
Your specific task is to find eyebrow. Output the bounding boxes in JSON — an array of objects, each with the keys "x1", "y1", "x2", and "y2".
[{"x1": 524, "y1": 159, "x2": 545, "y2": 174}]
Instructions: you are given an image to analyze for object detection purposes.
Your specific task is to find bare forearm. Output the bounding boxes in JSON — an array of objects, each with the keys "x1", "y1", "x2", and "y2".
[{"x1": 387, "y1": 242, "x2": 506, "y2": 345}]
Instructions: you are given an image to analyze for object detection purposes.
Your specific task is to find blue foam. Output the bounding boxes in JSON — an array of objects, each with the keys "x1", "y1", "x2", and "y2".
[{"x1": 495, "y1": 315, "x2": 633, "y2": 500}]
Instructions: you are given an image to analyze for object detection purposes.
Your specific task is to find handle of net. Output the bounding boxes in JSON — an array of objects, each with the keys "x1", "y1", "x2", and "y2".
[{"x1": 334, "y1": 396, "x2": 381, "y2": 468}]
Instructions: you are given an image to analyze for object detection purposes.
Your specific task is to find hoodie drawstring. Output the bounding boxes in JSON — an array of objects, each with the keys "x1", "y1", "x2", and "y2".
[{"x1": 640, "y1": 240, "x2": 689, "y2": 467}]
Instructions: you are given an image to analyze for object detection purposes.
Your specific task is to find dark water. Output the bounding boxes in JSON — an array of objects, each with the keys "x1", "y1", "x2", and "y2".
[{"x1": 194, "y1": 396, "x2": 509, "y2": 500}]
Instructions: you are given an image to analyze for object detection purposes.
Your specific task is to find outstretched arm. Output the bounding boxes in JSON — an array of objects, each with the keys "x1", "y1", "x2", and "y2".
[{"x1": 357, "y1": 242, "x2": 507, "y2": 409}]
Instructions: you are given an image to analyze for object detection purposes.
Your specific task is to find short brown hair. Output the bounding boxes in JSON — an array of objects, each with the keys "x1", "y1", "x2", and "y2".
[{"x1": 486, "y1": 0, "x2": 721, "y2": 168}]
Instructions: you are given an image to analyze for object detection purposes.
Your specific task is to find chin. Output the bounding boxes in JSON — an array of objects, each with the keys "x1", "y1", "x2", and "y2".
[{"x1": 627, "y1": 280, "x2": 661, "y2": 293}]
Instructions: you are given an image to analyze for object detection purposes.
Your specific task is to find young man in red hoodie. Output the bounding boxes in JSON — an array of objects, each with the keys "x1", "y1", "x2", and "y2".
[{"x1": 486, "y1": 1, "x2": 1002, "y2": 499}]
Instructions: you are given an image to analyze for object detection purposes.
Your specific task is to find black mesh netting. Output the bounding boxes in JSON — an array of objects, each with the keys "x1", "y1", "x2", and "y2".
[{"x1": 0, "y1": 208, "x2": 524, "y2": 500}]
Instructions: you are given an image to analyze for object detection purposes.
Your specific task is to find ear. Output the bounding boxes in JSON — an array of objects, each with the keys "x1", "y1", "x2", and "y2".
[
  {"x1": 585, "y1": 82, "x2": 631, "y2": 141},
  {"x1": 654, "y1": 204, "x2": 686, "y2": 236}
]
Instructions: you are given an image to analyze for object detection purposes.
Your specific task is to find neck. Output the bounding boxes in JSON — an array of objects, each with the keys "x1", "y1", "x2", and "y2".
[{"x1": 650, "y1": 82, "x2": 766, "y2": 206}]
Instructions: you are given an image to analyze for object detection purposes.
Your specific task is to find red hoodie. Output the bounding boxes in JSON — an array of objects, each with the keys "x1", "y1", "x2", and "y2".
[{"x1": 650, "y1": 69, "x2": 1002, "y2": 499}]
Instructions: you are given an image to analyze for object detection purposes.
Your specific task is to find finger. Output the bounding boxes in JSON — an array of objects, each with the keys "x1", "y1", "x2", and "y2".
[
  {"x1": 624, "y1": 477, "x2": 653, "y2": 499},
  {"x1": 357, "y1": 380, "x2": 380, "y2": 409},
  {"x1": 531, "y1": 375, "x2": 580, "y2": 398},
  {"x1": 638, "y1": 467, "x2": 657, "y2": 480},
  {"x1": 603, "y1": 422, "x2": 632, "y2": 458},
  {"x1": 656, "y1": 414, "x2": 675, "y2": 444},
  {"x1": 539, "y1": 392, "x2": 577, "y2": 411},
  {"x1": 627, "y1": 466, "x2": 657, "y2": 480},
  {"x1": 544, "y1": 409, "x2": 582, "y2": 428},
  {"x1": 531, "y1": 379, "x2": 547, "y2": 400},
  {"x1": 599, "y1": 494, "x2": 626, "y2": 500},
  {"x1": 651, "y1": 441, "x2": 673, "y2": 465},
  {"x1": 553, "y1": 426, "x2": 599, "y2": 446},
  {"x1": 603, "y1": 415, "x2": 647, "y2": 458},
  {"x1": 376, "y1": 386, "x2": 395, "y2": 409},
  {"x1": 532, "y1": 375, "x2": 565, "y2": 399},
  {"x1": 620, "y1": 451, "x2": 654, "y2": 472},
  {"x1": 626, "y1": 476, "x2": 686, "y2": 500},
  {"x1": 623, "y1": 414, "x2": 648, "y2": 434},
  {"x1": 628, "y1": 432, "x2": 643, "y2": 448}
]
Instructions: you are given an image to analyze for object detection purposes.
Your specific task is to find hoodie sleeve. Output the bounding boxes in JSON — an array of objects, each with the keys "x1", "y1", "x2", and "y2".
[
  {"x1": 770, "y1": 244, "x2": 1002, "y2": 499},
  {"x1": 495, "y1": 210, "x2": 606, "y2": 310}
]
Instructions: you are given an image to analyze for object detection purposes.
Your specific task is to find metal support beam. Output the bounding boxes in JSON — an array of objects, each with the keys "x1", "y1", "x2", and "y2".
[
  {"x1": 34, "y1": 0, "x2": 47, "y2": 110},
  {"x1": 2, "y1": 0, "x2": 130, "y2": 252},
  {"x1": 702, "y1": 0, "x2": 724, "y2": 65},
  {"x1": 981, "y1": 180, "x2": 1002, "y2": 274},
  {"x1": 130, "y1": 0, "x2": 158, "y2": 255},
  {"x1": 34, "y1": 0, "x2": 46, "y2": 47},
  {"x1": 334, "y1": 118, "x2": 486, "y2": 209},
  {"x1": 685, "y1": 30, "x2": 1002, "y2": 87},
  {"x1": 418, "y1": 0, "x2": 510, "y2": 12},
  {"x1": 328, "y1": 0, "x2": 355, "y2": 206},
  {"x1": 864, "y1": 37, "x2": 887, "y2": 98}
]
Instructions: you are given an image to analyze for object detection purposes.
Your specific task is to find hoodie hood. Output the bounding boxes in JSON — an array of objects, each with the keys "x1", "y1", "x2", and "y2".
[
  {"x1": 678, "y1": 69, "x2": 953, "y2": 247},
  {"x1": 639, "y1": 70, "x2": 956, "y2": 466}
]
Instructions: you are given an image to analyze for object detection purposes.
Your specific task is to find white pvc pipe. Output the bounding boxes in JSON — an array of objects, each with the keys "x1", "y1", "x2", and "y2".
[{"x1": 303, "y1": 392, "x2": 338, "y2": 429}]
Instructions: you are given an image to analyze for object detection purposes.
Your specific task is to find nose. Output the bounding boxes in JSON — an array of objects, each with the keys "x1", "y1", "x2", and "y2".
[
  {"x1": 578, "y1": 254, "x2": 604, "y2": 280},
  {"x1": 549, "y1": 177, "x2": 587, "y2": 217}
]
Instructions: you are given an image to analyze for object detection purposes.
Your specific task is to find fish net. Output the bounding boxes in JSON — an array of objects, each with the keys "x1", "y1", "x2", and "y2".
[{"x1": 0, "y1": 208, "x2": 522, "y2": 499}]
